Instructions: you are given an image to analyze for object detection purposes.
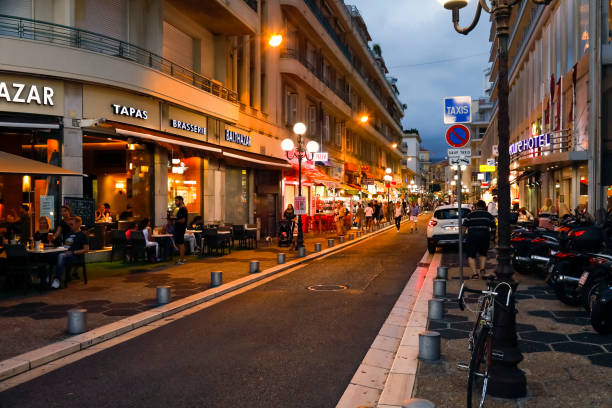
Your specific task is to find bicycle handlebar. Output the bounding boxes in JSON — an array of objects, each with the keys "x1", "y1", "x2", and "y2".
[{"x1": 457, "y1": 282, "x2": 512, "y2": 311}]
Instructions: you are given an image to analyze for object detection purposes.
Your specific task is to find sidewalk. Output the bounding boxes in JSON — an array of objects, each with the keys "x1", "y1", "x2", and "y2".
[
  {"x1": 0, "y1": 227, "x2": 369, "y2": 362},
  {"x1": 412, "y1": 250, "x2": 612, "y2": 407}
]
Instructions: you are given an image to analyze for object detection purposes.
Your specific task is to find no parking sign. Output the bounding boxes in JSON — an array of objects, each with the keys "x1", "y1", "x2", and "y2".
[{"x1": 445, "y1": 124, "x2": 471, "y2": 148}]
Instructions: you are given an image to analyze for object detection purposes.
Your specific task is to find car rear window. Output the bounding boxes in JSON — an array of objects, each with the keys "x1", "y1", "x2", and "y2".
[{"x1": 434, "y1": 208, "x2": 470, "y2": 220}]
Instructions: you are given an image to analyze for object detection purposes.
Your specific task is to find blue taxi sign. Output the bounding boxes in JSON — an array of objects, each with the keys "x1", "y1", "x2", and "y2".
[{"x1": 443, "y1": 96, "x2": 472, "y2": 124}]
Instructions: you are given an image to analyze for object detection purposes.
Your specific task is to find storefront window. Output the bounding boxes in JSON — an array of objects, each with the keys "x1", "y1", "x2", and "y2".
[
  {"x1": 226, "y1": 167, "x2": 249, "y2": 224},
  {"x1": 83, "y1": 135, "x2": 152, "y2": 222},
  {"x1": 0, "y1": 128, "x2": 62, "y2": 235},
  {"x1": 578, "y1": 165, "x2": 588, "y2": 207},
  {"x1": 168, "y1": 155, "x2": 201, "y2": 217}
]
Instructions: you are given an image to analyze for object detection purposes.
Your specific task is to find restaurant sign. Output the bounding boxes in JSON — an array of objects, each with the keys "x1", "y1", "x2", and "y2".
[
  {"x1": 0, "y1": 75, "x2": 64, "y2": 116},
  {"x1": 170, "y1": 119, "x2": 206, "y2": 136},
  {"x1": 509, "y1": 133, "x2": 550, "y2": 156},
  {"x1": 111, "y1": 104, "x2": 148, "y2": 119},
  {"x1": 225, "y1": 129, "x2": 251, "y2": 147}
]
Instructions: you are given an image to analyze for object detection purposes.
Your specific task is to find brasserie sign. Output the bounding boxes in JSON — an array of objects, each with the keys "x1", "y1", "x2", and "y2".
[{"x1": 170, "y1": 119, "x2": 206, "y2": 136}]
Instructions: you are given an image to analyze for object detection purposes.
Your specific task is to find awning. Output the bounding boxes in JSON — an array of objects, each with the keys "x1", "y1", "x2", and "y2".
[
  {"x1": 0, "y1": 150, "x2": 83, "y2": 176},
  {"x1": 286, "y1": 164, "x2": 341, "y2": 187}
]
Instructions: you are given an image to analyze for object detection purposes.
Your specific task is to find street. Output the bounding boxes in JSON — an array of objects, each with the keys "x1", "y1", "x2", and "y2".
[{"x1": 0, "y1": 220, "x2": 427, "y2": 408}]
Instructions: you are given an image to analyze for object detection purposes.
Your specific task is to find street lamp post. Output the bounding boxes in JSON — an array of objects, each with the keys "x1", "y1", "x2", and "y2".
[
  {"x1": 281, "y1": 123, "x2": 319, "y2": 250},
  {"x1": 441, "y1": 0, "x2": 552, "y2": 400}
]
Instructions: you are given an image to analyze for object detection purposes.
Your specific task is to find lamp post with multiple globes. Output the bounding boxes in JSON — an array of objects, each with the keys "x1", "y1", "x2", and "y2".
[
  {"x1": 440, "y1": 0, "x2": 552, "y2": 399},
  {"x1": 281, "y1": 123, "x2": 319, "y2": 250}
]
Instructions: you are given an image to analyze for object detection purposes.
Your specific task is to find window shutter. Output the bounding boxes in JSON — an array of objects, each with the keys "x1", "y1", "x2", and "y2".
[
  {"x1": 1, "y1": 0, "x2": 32, "y2": 18},
  {"x1": 75, "y1": 0, "x2": 127, "y2": 41},
  {"x1": 163, "y1": 21, "x2": 194, "y2": 71}
]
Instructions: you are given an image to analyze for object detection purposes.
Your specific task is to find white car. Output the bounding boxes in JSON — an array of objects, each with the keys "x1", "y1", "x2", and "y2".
[{"x1": 426, "y1": 204, "x2": 471, "y2": 254}]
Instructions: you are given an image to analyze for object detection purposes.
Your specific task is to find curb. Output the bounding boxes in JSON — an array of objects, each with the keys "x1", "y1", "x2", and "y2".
[
  {"x1": 336, "y1": 251, "x2": 441, "y2": 408},
  {"x1": 0, "y1": 219, "x2": 409, "y2": 382}
]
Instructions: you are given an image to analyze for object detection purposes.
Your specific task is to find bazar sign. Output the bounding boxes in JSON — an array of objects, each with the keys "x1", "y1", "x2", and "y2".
[
  {"x1": 509, "y1": 133, "x2": 550, "y2": 156},
  {"x1": 225, "y1": 129, "x2": 251, "y2": 147},
  {"x1": 0, "y1": 81, "x2": 55, "y2": 105}
]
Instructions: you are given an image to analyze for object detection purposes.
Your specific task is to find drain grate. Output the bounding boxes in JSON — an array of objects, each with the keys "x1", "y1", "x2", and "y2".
[{"x1": 307, "y1": 284, "x2": 348, "y2": 292}]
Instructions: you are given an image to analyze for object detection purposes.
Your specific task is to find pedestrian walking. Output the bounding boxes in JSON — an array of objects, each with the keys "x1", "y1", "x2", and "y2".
[
  {"x1": 373, "y1": 200, "x2": 381, "y2": 225},
  {"x1": 335, "y1": 201, "x2": 346, "y2": 236},
  {"x1": 462, "y1": 200, "x2": 496, "y2": 280},
  {"x1": 394, "y1": 201, "x2": 403, "y2": 232},
  {"x1": 487, "y1": 196, "x2": 498, "y2": 217},
  {"x1": 364, "y1": 202, "x2": 374, "y2": 232},
  {"x1": 409, "y1": 202, "x2": 420, "y2": 233},
  {"x1": 356, "y1": 203, "x2": 365, "y2": 232}
]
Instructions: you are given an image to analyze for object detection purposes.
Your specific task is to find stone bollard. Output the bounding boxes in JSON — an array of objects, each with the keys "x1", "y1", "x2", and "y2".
[
  {"x1": 328, "y1": 238, "x2": 334, "y2": 247},
  {"x1": 428, "y1": 299, "x2": 444, "y2": 320},
  {"x1": 339, "y1": 236, "x2": 345, "y2": 243},
  {"x1": 314, "y1": 243, "x2": 322, "y2": 252},
  {"x1": 402, "y1": 398, "x2": 436, "y2": 408},
  {"x1": 356, "y1": 231, "x2": 362, "y2": 238},
  {"x1": 210, "y1": 271, "x2": 223, "y2": 288},
  {"x1": 418, "y1": 330, "x2": 441, "y2": 361},
  {"x1": 249, "y1": 260, "x2": 260, "y2": 274},
  {"x1": 277, "y1": 253, "x2": 286, "y2": 264},
  {"x1": 156, "y1": 286, "x2": 171, "y2": 305},
  {"x1": 298, "y1": 246, "x2": 306, "y2": 257},
  {"x1": 433, "y1": 279, "x2": 447, "y2": 298},
  {"x1": 436, "y1": 266, "x2": 448, "y2": 280},
  {"x1": 349, "y1": 233, "x2": 355, "y2": 240},
  {"x1": 67, "y1": 309, "x2": 87, "y2": 334}
]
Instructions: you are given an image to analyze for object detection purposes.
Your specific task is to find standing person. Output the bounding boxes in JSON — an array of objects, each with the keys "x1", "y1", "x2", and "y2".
[
  {"x1": 283, "y1": 204, "x2": 296, "y2": 237},
  {"x1": 364, "y1": 202, "x2": 374, "y2": 232},
  {"x1": 16, "y1": 205, "x2": 31, "y2": 239},
  {"x1": 402, "y1": 199, "x2": 408, "y2": 216},
  {"x1": 173, "y1": 196, "x2": 188, "y2": 265},
  {"x1": 409, "y1": 201, "x2": 420, "y2": 233},
  {"x1": 51, "y1": 217, "x2": 89, "y2": 289},
  {"x1": 487, "y1": 196, "x2": 498, "y2": 217},
  {"x1": 394, "y1": 201, "x2": 403, "y2": 232},
  {"x1": 356, "y1": 203, "x2": 365, "y2": 232},
  {"x1": 335, "y1": 202, "x2": 346, "y2": 236},
  {"x1": 462, "y1": 200, "x2": 496, "y2": 280},
  {"x1": 53, "y1": 205, "x2": 72, "y2": 244}
]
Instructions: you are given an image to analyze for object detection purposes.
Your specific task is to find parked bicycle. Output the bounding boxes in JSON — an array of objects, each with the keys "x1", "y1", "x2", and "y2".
[{"x1": 457, "y1": 276, "x2": 512, "y2": 408}]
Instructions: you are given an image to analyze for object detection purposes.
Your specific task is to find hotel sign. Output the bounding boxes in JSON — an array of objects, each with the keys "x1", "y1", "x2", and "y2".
[
  {"x1": 509, "y1": 133, "x2": 550, "y2": 156},
  {"x1": 225, "y1": 129, "x2": 251, "y2": 147}
]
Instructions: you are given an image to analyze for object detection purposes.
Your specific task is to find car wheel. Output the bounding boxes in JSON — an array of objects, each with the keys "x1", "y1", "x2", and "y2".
[{"x1": 428, "y1": 242, "x2": 436, "y2": 254}]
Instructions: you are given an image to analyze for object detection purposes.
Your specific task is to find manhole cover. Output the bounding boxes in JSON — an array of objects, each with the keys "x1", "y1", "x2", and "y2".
[{"x1": 307, "y1": 284, "x2": 348, "y2": 292}]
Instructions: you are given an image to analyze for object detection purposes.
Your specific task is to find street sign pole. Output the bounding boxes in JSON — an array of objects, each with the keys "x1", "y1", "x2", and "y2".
[{"x1": 457, "y1": 165, "x2": 463, "y2": 284}]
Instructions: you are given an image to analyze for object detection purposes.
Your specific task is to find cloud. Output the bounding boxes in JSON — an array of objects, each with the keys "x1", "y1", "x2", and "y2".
[{"x1": 348, "y1": 0, "x2": 491, "y2": 159}]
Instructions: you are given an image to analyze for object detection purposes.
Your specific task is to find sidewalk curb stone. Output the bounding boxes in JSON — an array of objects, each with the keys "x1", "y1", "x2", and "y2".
[{"x1": 0, "y1": 219, "x2": 408, "y2": 382}]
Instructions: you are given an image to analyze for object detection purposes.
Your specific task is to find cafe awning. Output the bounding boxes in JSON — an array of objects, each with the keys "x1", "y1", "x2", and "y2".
[{"x1": 0, "y1": 150, "x2": 83, "y2": 176}]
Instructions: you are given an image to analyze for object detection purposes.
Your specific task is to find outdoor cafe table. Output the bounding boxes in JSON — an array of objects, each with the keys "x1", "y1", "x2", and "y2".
[
  {"x1": 151, "y1": 234, "x2": 174, "y2": 261},
  {"x1": 27, "y1": 246, "x2": 68, "y2": 282}
]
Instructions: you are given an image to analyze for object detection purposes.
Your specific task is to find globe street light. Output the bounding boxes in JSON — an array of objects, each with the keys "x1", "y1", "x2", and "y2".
[
  {"x1": 385, "y1": 168, "x2": 393, "y2": 208},
  {"x1": 281, "y1": 122, "x2": 318, "y2": 250},
  {"x1": 441, "y1": 0, "x2": 552, "y2": 400}
]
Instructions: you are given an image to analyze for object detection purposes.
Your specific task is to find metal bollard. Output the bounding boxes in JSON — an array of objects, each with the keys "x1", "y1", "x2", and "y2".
[
  {"x1": 402, "y1": 398, "x2": 436, "y2": 408},
  {"x1": 298, "y1": 246, "x2": 306, "y2": 257},
  {"x1": 314, "y1": 243, "x2": 322, "y2": 252},
  {"x1": 210, "y1": 271, "x2": 223, "y2": 288},
  {"x1": 436, "y1": 266, "x2": 448, "y2": 280},
  {"x1": 328, "y1": 238, "x2": 334, "y2": 247},
  {"x1": 67, "y1": 309, "x2": 87, "y2": 334},
  {"x1": 249, "y1": 260, "x2": 260, "y2": 274},
  {"x1": 156, "y1": 286, "x2": 171, "y2": 304},
  {"x1": 277, "y1": 253, "x2": 286, "y2": 264},
  {"x1": 433, "y1": 279, "x2": 447, "y2": 298},
  {"x1": 339, "y1": 236, "x2": 345, "y2": 243},
  {"x1": 428, "y1": 299, "x2": 444, "y2": 320},
  {"x1": 418, "y1": 330, "x2": 441, "y2": 361},
  {"x1": 348, "y1": 233, "x2": 354, "y2": 240},
  {"x1": 356, "y1": 231, "x2": 362, "y2": 237}
]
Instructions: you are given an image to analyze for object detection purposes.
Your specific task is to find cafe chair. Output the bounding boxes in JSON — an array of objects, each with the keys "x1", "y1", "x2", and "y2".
[
  {"x1": 110, "y1": 229, "x2": 129, "y2": 262},
  {"x1": 245, "y1": 224, "x2": 258, "y2": 248},
  {"x1": 4, "y1": 244, "x2": 49, "y2": 289},
  {"x1": 127, "y1": 231, "x2": 148, "y2": 263},
  {"x1": 231, "y1": 224, "x2": 247, "y2": 248},
  {"x1": 65, "y1": 257, "x2": 88, "y2": 287}
]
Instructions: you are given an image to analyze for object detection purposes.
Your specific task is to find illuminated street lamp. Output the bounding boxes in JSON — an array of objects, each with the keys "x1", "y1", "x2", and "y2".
[
  {"x1": 441, "y1": 0, "x2": 552, "y2": 400},
  {"x1": 281, "y1": 122, "x2": 318, "y2": 249},
  {"x1": 268, "y1": 34, "x2": 283, "y2": 47},
  {"x1": 360, "y1": 115, "x2": 369, "y2": 123}
]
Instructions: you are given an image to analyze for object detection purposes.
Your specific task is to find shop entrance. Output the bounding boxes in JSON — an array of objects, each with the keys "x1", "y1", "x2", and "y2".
[{"x1": 255, "y1": 193, "x2": 278, "y2": 238}]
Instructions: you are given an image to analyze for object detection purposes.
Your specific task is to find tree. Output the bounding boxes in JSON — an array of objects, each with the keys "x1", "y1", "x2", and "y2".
[{"x1": 372, "y1": 43, "x2": 382, "y2": 57}]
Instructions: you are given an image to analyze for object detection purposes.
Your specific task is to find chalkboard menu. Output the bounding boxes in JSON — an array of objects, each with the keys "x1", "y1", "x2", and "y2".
[{"x1": 64, "y1": 197, "x2": 95, "y2": 227}]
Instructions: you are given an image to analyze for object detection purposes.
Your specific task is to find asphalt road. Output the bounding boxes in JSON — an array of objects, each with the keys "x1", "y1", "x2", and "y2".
[{"x1": 0, "y1": 220, "x2": 427, "y2": 408}]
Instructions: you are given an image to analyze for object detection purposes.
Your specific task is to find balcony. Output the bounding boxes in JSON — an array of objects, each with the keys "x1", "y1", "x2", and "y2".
[
  {"x1": 168, "y1": 0, "x2": 258, "y2": 34},
  {"x1": 281, "y1": 48, "x2": 351, "y2": 107},
  {"x1": 0, "y1": 14, "x2": 238, "y2": 103},
  {"x1": 242, "y1": 0, "x2": 258, "y2": 11}
]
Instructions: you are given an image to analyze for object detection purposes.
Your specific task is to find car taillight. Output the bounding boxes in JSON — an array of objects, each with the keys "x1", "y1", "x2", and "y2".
[{"x1": 428, "y1": 220, "x2": 438, "y2": 227}]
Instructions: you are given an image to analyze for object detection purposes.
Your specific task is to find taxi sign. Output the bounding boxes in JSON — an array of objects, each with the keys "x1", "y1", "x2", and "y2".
[{"x1": 443, "y1": 96, "x2": 472, "y2": 124}]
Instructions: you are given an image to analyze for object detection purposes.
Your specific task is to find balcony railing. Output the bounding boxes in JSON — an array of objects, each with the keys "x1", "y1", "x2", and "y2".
[
  {"x1": 0, "y1": 14, "x2": 238, "y2": 103},
  {"x1": 281, "y1": 48, "x2": 351, "y2": 107},
  {"x1": 242, "y1": 0, "x2": 258, "y2": 12}
]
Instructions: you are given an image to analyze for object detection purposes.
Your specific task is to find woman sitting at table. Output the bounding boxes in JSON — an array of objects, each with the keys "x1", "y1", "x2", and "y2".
[
  {"x1": 95, "y1": 203, "x2": 112, "y2": 222},
  {"x1": 138, "y1": 218, "x2": 159, "y2": 261},
  {"x1": 33, "y1": 216, "x2": 55, "y2": 246}
]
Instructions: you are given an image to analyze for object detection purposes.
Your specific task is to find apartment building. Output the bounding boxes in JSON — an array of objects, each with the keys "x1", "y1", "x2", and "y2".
[
  {"x1": 481, "y1": 0, "x2": 611, "y2": 215},
  {"x1": 0, "y1": 0, "x2": 404, "y2": 236}
]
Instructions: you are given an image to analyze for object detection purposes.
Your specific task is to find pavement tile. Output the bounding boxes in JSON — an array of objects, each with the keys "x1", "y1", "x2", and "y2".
[
  {"x1": 362, "y1": 348, "x2": 396, "y2": 370},
  {"x1": 378, "y1": 323, "x2": 406, "y2": 340},
  {"x1": 0, "y1": 359, "x2": 29, "y2": 382},
  {"x1": 336, "y1": 383, "x2": 381, "y2": 408},
  {"x1": 349, "y1": 363, "x2": 389, "y2": 390},
  {"x1": 371, "y1": 335, "x2": 401, "y2": 353},
  {"x1": 377, "y1": 373, "x2": 415, "y2": 406},
  {"x1": 385, "y1": 314, "x2": 409, "y2": 327},
  {"x1": 389, "y1": 346, "x2": 419, "y2": 374}
]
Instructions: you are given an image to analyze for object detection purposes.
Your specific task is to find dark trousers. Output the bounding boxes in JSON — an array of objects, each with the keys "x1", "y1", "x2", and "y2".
[{"x1": 395, "y1": 216, "x2": 402, "y2": 230}]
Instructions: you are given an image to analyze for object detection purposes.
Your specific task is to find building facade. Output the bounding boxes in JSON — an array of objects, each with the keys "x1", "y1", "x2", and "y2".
[{"x1": 0, "y1": 0, "x2": 404, "y2": 237}]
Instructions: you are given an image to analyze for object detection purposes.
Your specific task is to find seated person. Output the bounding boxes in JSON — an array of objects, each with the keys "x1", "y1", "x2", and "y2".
[
  {"x1": 118, "y1": 204, "x2": 134, "y2": 221},
  {"x1": 33, "y1": 216, "x2": 55, "y2": 245},
  {"x1": 124, "y1": 222, "x2": 138, "y2": 240},
  {"x1": 51, "y1": 216, "x2": 89, "y2": 289},
  {"x1": 95, "y1": 203, "x2": 112, "y2": 222},
  {"x1": 189, "y1": 215, "x2": 204, "y2": 230},
  {"x1": 138, "y1": 218, "x2": 159, "y2": 261},
  {"x1": 517, "y1": 208, "x2": 534, "y2": 223}
]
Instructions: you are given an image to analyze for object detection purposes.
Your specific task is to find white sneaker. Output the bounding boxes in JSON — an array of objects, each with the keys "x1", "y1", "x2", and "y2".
[
  {"x1": 51, "y1": 278, "x2": 60, "y2": 289},
  {"x1": 175, "y1": 260, "x2": 185, "y2": 265}
]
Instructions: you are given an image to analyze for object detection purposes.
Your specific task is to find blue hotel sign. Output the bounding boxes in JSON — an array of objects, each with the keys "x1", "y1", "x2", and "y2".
[{"x1": 509, "y1": 133, "x2": 551, "y2": 156}]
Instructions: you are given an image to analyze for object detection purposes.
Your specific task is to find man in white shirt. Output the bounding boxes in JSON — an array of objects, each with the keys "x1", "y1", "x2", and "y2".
[{"x1": 487, "y1": 196, "x2": 498, "y2": 217}]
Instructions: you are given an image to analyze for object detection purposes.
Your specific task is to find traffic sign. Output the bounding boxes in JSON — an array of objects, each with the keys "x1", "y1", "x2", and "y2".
[
  {"x1": 449, "y1": 157, "x2": 470, "y2": 166},
  {"x1": 294, "y1": 196, "x2": 307, "y2": 215},
  {"x1": 446, "y1": 124, "x2": 471, "y2": 148},
  {"x1": 480, "y1": 164, "x2": 496, "y2": 172},
  {"x1": 447, "y1": 148, "x2": 471, "y2": 159},
  {"x1": 487, "y1": 158, "x2": 496, "y2": 166},
  {"x1": 443, "y1": 96, "x2": 472, "y2": 124}
]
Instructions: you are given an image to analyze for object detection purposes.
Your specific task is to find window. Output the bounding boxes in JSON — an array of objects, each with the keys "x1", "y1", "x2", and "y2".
[
  {"x1": 308, "y1": 104, "x2": 317, "y2": 138},
  {"x1": 334, "y1": 120, "x2": 343, "y2": 147},
  {"x1": 346, "y1": 129, "x2": 354, "y2": 152},
  {"x1": 163, "y1": 21, "x2": 194, "y2": 71},
  {"x1": 285, "y1": 89, "x2": 297, "y2": 125},
  {"x1": 322, "y1": 112, "x2": 330, "y2": 143}
]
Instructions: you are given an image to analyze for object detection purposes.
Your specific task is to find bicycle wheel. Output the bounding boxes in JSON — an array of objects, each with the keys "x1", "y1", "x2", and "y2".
[{"x1": 467, "y1": 327, "x2": 492, "y2": 408}]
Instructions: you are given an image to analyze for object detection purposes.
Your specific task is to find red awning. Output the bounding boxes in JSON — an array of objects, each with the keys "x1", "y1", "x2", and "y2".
[{"x1": 284, "y1": 164, "x2": 340, "y2": 187}]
